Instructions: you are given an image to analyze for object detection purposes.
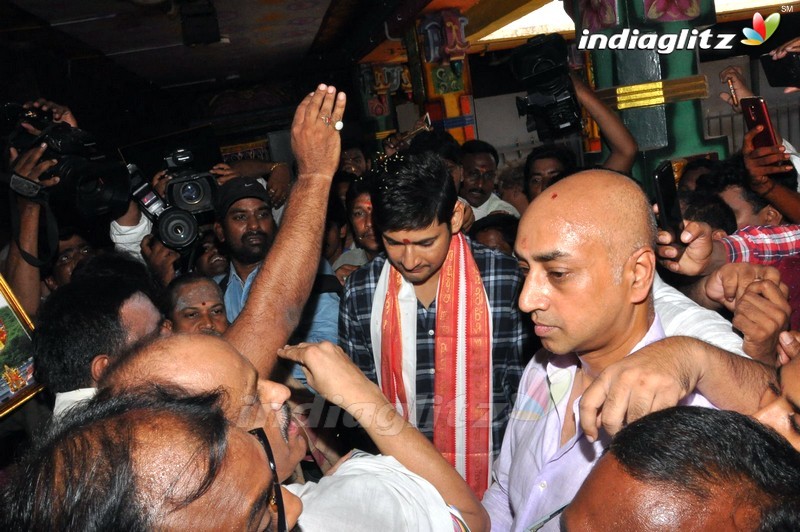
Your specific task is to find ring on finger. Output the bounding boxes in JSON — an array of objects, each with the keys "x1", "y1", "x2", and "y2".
[{"x1": 319, "y1": 115, "x2": 331, "y2": 126}]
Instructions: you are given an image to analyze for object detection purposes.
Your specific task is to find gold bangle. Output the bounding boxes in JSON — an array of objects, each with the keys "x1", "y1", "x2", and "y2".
[{"x1": 268, "y1": 162, "x2": 287, "y2": 173}]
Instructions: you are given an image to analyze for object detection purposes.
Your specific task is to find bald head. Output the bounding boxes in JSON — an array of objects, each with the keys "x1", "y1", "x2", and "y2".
[
  {"x1": 2, "y1": 387, "x2": 233, "y2": 529},
  {"x1": 101, "y1": 334, "x2": 258, "y2": 420},
  {"x1": 516, "y1": 169, "x2": 658, "y2": 360},
  {"x1": 523, "y1": 169, "x2": 656, "y2": 282}
]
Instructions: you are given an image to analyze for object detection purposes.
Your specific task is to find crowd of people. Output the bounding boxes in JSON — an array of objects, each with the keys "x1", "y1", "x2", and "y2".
[{"x1": 1, "y1": 34, "x2": 800, "y2": 531}]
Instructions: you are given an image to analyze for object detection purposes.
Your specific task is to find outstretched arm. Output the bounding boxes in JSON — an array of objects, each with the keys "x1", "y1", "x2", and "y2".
[
  {"x1": 580, "y1": 336, "x2": 774, "y2": 441},
  {"x1": 225, "y1": 85, "x2": 344, "y2": 380},
  {"x1": 572, "y1": 73, "x2": 638, "y2": 174},
  {"x1": 278, "y1": 341, "x2": 489, "y2": 532}
]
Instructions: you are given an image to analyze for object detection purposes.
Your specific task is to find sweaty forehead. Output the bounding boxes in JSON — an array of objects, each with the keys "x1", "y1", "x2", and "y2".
[{"x1": 516, "y1": 203, "x2": 599, "y2": 258}]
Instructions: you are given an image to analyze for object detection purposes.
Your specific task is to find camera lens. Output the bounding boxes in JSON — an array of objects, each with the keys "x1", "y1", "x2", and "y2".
[
  {"x1": 157, "y1": 208, "x2": 198, "y2": 250},
  {"x1": 180, "y1": 181, "x2": 203, "y2": 205}
]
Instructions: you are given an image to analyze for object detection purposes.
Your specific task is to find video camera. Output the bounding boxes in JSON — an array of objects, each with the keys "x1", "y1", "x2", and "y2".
[
  {"x1": 130, "y1": 148, "x2": 218, "y2": 252},
  {"x1": 509, "y1": 34, "x2": 583, "y2": 142},
  {"x1": 1, "y1": 102, "x2": 131, "y2": 221}
]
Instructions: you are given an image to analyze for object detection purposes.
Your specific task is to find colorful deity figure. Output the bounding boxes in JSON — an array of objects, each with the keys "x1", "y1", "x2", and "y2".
[{"x1": 3, "y1": 365, "x2": 26, "y2": 392}]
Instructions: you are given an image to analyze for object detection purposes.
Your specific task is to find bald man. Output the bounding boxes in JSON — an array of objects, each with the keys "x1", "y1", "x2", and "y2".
[
  {"x1": 482, "y1": 170, "x2": 716, "y2": 531},
  {"x1": 99, "y1": 334, "x2": 489, "y2": 532}
]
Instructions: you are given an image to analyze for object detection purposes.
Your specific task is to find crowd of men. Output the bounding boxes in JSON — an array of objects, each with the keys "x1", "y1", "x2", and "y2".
[{"x1": 1, "y1": 34, "x2": 800, "y2": 531}]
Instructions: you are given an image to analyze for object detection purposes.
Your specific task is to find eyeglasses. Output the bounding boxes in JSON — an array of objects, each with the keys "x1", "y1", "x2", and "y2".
[{"x1": 249, "y1": 427, "x2": 287, "y2": 532}]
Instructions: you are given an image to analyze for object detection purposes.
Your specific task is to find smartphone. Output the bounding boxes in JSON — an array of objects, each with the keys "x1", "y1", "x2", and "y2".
[
  {"x1": 760, "y1": 52, "x2": 800, "y2": 88},
  {"x1": 650, "y1": 161, "x2": 685, "y2": 255},
  {"x1": 740, "y1": 97, "x2": 779, "y2": 149}
]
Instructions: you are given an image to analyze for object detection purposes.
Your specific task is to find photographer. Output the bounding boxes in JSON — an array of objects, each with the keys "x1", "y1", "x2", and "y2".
[
  {"x1": 2, "y1": 100, "x2": 105, "y2": 317},
  {"x1": 524, "y1": 72, "x2": 639, "y2": 201}
]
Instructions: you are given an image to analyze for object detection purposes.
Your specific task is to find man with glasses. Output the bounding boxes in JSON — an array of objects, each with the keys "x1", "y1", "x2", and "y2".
[
  {"x1": 460, "y1": 139, "x2": 520, "y2": 221},
  {"x1": 97, "y1": 334, "x2": 489, "y2": 531},
  {"x1": 1, "y1": 385, "x2": 302, "y2": 531}
]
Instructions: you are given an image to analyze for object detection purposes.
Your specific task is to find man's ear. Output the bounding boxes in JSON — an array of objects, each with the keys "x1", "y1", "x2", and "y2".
[
  {"x1": 628, "y1": 247, "x2": 656, "y2": 304},
  {"x1": 90, "y1": 354, "x2": 111, "y2": 384},
  {"x1": 214, "y1": 221, "x2": 225, "y2": 243},
  {"x1": 761, "y1": 205, "x2": 783, "y2": 226},
  {"x1": 450, "y1": 201, "x2": 465, "y2": 234},
  {"x1": 44, "y1": 276, "x2": 58, "y2": 292}
]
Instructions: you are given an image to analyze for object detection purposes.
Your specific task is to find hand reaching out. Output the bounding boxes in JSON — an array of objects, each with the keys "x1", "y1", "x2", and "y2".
[
  {"x1": 24, "y1": 98, "x2": 78, "y2": 128},
  {"x1": 209, "y1": 163, "x2": 241, "y2": 187},
  {"x1": 278, "y1": 341, "x2": 383, "y2": 411},
  {"x1": 733, "y1": 278, "x2": 791, "y2": 365},
  {"x1": 704, "y1": 263, "x2": 784, "y2": 312},
  {"x1": 718, "y1": 66, "x2": 754, "y2": 112},
  {"x1": 141, "y1": 235, "x2": 180, "y2": 287},
  {"x1": 741, "y1": 126, "x2": 793, "y2": 194}
]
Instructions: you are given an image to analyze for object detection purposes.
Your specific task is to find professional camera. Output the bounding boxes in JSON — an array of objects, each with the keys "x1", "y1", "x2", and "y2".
[
  {"x1": 129, "y1": 149, "x2": 217, "y2": 252},
  {"x1": 163, "y1": 148, "x2": 217, "y2": 225},
  {"x1": 129, "y1": 163, "x2": 196, "y2": 252},
  {"x1": 509, "y1": 34, "x2": 583, "y2": 142},
  {"x1": 2, "y1": 104, "x2": 131, "y2": 221}
]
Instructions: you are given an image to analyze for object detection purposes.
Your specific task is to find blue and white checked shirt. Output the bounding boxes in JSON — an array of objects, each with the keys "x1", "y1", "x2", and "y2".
[{"x1": 339, "y1": 238, "x2": 530, "y2": 456}]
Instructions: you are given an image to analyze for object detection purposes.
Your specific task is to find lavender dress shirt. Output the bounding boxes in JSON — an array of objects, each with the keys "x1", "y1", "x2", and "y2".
[{"x1": 482, "y1": 316, "x2": 715, "y2": 531}]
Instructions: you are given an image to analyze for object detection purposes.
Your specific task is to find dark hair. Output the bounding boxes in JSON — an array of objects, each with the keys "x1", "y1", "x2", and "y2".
[
  {"x1": 371, "y1": 152, "x2": 457, "y2": 233},
  {"x1": 681, "y1": 190, "x2": 738, "y2": 235},
  {"x1": 332, "y1": 169, "x2": 357, "y2": 189},
  {"x1": 163, "y1": 273, "x2": 224, "y2": 319},
  {"x1": 679, "y1": 157, "x2": 718, "y2": 187},
  {"x1": 0, "y1": 386, "x2": 231, "y2": 531},
  {"x1": 71, "y1": 250, "x2": 160, "y2": 301},
  {"x1": 32, "y1": 277, "x2": 149, "y2": 393},
  {"x1": 523, "y1": 144, "x2": 577, "y2": 196},
  {"x1": 468, "y1": 213, "x2": 519, "y2": 249},
  {"x1": 407, "y1": 130, "x2": 463, "y2": 165},
  {"x1": 344, "y1": 173, "x2": 375, "y2": 218},
  {"x1": 461, "y1": 139, "x2": 499, "y2": 166},
  {"x1": 609, "y1": 406, "x2": 800, "y2": 528},
  {"x1": 696, "y1": 157, "x2": 771, "y2": 215}
]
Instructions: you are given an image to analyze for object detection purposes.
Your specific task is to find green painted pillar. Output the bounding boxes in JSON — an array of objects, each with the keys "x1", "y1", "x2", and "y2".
[{"x1": 572, "y1": 0, "x2": 729, "y2": 182}]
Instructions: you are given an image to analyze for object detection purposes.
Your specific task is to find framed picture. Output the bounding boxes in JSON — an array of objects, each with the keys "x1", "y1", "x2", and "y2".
[{"x1": 0, "y1": 274, "x2": 42, "y2": 419}]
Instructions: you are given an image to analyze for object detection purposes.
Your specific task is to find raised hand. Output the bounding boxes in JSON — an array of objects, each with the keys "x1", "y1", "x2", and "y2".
[{"x1": 291, "y1": 84, "x2": 346, "y2": 181}]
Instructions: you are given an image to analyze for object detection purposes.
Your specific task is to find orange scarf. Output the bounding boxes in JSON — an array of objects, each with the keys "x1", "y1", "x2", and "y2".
[{"x1": 380, "y1": 232, "x2": 492, "y2": 496}]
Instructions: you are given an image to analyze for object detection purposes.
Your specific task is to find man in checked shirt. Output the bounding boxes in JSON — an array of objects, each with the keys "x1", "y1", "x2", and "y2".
[{"x1": 339, "y1": 152, "x2": 529, "y2": 498}]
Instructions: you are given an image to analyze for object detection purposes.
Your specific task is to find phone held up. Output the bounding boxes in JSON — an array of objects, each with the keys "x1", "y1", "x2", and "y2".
[
  {"x1": 740, "y1": 97, "x2": 779, "y2": 149},
  {"x1": 649, "y1": 160, "x2": 685, "y2": 259}
]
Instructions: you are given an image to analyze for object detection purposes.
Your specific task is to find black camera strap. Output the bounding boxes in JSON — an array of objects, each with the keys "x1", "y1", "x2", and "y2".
[{"x1": 7, "y1": 188, "x2": 60, "y2": 268}]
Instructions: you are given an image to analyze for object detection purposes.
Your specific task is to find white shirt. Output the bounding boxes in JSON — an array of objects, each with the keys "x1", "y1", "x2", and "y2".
[
  {"x1": 53, "y1": 387, "x2": 97, "y2": 418},
  {"x1": 287, "y1": 451, "x2": 464, "y2": 532},
  {"x1": 471, "y1": 193, "x2": 520, "y2": 221},
  {"x1": 653, "y1": 273, "x2": 746, "y2": 357}
]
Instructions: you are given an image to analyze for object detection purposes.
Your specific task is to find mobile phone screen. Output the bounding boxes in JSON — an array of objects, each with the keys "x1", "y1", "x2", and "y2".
[{"x1": 649, "y1": 161, "x2": 685, "y2": 258}]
